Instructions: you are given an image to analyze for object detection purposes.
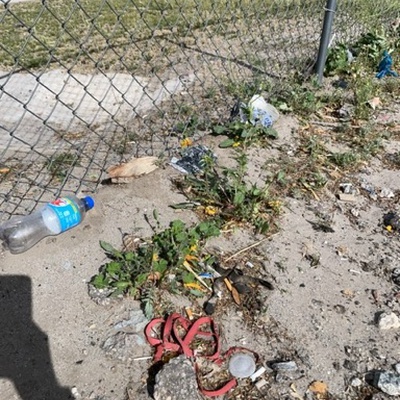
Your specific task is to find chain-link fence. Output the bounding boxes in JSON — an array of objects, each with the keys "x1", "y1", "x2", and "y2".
[{"x1": 0, "y1": 0, "x2": 398, "y2": 221}]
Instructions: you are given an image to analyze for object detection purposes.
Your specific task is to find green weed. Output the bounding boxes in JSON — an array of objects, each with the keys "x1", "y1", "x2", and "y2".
[
  {"x1": 329, "y1": 152, "x2": 359, "y2": 168},
  {"x1": 45, "y1": 152, "x2": 79, "y2": 181},
  {"x1": 91, "y1": 216, "x2": 220, "y2": 318},
  {"x1": 212, "y1": 120, "x2": 277, "y2": 148},
  {"x1": 174, "y1": 151, "x2": 279, "y2": 234}
]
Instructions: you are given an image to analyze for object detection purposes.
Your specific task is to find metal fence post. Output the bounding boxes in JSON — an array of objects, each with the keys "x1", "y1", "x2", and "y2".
[{"x1": 315, "y1": 0, "x2": 337, "y2": 84}]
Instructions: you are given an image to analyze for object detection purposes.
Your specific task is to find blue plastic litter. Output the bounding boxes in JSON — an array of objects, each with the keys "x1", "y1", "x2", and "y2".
[{"x1": 376, "y1": 50, "x2": 398, "y2": 79}]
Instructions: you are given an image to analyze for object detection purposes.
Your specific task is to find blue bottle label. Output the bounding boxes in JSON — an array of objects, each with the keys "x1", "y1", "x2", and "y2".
[{"x1": 48, "y1": 197, "x2": 81, "y2": 232}]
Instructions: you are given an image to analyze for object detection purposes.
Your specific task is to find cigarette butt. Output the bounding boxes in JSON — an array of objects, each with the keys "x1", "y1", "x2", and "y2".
[
  {"x1": 185, "y1": 307, "x2": 194, "y2": 320},
  {"x1": 250, "y1": 367, "x2": 266, "y2": 382}
]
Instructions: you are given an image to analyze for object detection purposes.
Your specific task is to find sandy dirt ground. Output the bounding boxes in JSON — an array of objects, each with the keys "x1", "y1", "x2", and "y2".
[{"x1": 1, "y1": 112, "x2": 400, "y2": 400}]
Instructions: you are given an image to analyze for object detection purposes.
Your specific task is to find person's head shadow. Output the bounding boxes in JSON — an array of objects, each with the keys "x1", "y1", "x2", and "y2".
[{"x1": 0, "y1": 275, "x2": 72, "y2": 400}]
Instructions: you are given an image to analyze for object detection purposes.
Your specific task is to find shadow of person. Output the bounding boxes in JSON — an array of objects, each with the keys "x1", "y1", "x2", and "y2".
[{"x1": 0, "y1": 275, "x2": 72, "y2": 400}]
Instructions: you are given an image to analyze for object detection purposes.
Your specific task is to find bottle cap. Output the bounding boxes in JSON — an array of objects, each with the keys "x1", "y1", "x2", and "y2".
[
  {"x1": 228, "y1": 352, "x2": 256, "y2": 378},
  {"x1": 83, "y1": 196, "x2": 95, "y2": 210}
]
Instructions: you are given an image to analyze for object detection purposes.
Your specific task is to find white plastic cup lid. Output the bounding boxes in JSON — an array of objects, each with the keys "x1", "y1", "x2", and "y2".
[{"x1": 228, "y1": 353, "x2": 256, "y2": 378}]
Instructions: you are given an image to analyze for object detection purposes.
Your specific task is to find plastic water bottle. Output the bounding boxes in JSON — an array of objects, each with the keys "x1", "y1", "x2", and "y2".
[{"x1": 0, "y1": 195, "x2": 94, "y2": 254}]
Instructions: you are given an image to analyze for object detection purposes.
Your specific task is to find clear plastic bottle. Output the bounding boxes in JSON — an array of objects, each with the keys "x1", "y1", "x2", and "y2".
[{"x1": 0, "y1": 195, "x2": 95, "y2": 254}]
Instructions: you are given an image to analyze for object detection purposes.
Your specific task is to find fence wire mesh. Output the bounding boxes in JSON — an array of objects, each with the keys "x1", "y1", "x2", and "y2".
[{"x1": 0, "y1": 0, "x2": 398, "y2": 221}]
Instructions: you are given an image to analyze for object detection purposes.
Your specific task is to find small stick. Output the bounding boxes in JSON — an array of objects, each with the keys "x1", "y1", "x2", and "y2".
[
  {"x1": 224, "y1": 235, "x2": 276, "y2": 262},
  {"x1": 133, "y1": 356, "x2": 153, "y2": 361},
  {"x1": 183, "y1": 261, "x2": 212, "y2": 291},
  {"x1": 302, "y1": 181, "x2": 320, "y2": 201}
]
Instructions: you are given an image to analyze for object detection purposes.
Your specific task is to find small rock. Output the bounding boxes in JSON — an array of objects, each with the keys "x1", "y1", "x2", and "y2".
[
  {"x1": 360, "y1": 182, "x2": 378, "y2": 200},
  {"x1": 113, "y1": 309, "x2": 149, "y2": 333},
  {"x1": 351, "y1": 377, "x2": 363, "y2": 387},
  {"x1": 394, "y1": 363, "x2": 400, "y2": 374},
  {"x1": 338, "y1": 103, "x2": 354, "y2": 119},
  {"x1": 376, "y1": 371, "x2": 400, "y2": 396},
  {"x1": 62, "y1": 260, "x2": 73, "y2": 270},
  {"x1": 153, "y1": 355, "x2": 200, "y2": 400},
  {"x1": 392, "y1": 268, "x2": 400, "y2": 286},
  {"x1": 350, "y1": 208, "x2": 359, "y2": 217},
  {"x1": 255, "y1": 378, "x2": 268, "y2": 389},
  {"x1": 344, "y1": 359, "x2": 358, "y2": 371},
  {"x1": 377, "y1": 312, "x2": 400, "y2": 330},
  {"x1": 71, "y1": 387, "x2": 81, "y2": 399},
  {"x1": 271, "y1": 361, "x2": 298, "y2": 371},
  {"x1": 380, "y1": 188, "x2": 395, "y2": 199},
  {"x1": 88, "y1": 285, "x2": 119, "y2": 306},
  {"x1": 102, "y1": 332, "x2": 148, "y2": 362}
]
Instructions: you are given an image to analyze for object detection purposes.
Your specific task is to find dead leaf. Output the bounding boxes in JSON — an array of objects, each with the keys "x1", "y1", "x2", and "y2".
[
  {"x1": 148, "y1": 272, "x2": 161, "y2": 281},
  {"x1": 341, "y1": 288, "x2": 355, "y2": 299},
  {"x1": 231, "y1": 286, "x2": 241, "y2": 305},
  {"x1": 224, "y1": 278, "x2": 233, "y2": 292},
  {"x1": 108, "y1": 157, "x2": 158, "y2": 181},
  {"x1": 368, "y1": 97, "x2": 381, "y2": 110},
  {"x1": 336, "y1": 245, "x2": 349, "y2": 257},
  {"x1": 309, "y1": 380, "x2": 328, "y2": 395},
  {"x1": 290, "y1": 383, "x2": 304, "y2": 400}
]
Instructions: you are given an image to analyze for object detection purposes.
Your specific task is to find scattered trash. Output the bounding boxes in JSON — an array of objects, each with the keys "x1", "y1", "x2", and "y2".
[
  {"x1": 107, "y1": 156, "x2": 158, "y2": 183},
  {"x1": 340, "y1": 183, "x2": 357, "y2": 195},
  {"x1": 185, "y1": 307, "x2": 194, "y2": 321},
  {"x1": 0, "y1": 167, "x2": 10, "y2": 174},
  {"x1": 375, "y1": 371, "x2": 400, "y2": 396},
  {"x1": 232, "y1": 95, "x2": 279, "y2": 128},
  {"x1": 170, "y1": 145, "x2": 217, "y2": 174},
  {"x1": 376, "y1": 50, "x2": 399, "y2": 79},
  {"x1": 383, "y1": 211, "x2": 400, "y2": 232},
  {"x1": 332, "y1": 79, "x2": 349, "y2": 89},
  {"x1": 145, "y1": 313, "x2": 259, "y2": 397},
  {"x1": 0, "y1": 195, "x2": 94, "y2": 254},
  {"x1": 228, "y1": 352, "x2": 256, "y2": 378},
  {"x1": 338, "y1": 193, "x2": 357, "y2": 202},
  {"x1": 250, "y1": 366, "x2": 267, "y2": 382},
  {"x1": 245, "y1": 261, "x2": 254, "y2": 269},
  {"x1": 246, "y1": 95, "x2": 280, "y2": 127},
  {"x1": 360, "y1": 182, "x2": 378, "y2": 200}
]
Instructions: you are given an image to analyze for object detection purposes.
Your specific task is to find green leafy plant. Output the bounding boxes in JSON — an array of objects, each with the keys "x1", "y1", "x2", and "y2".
[
  {"x1": 325, "y1": 43, "x2": 352, "y2": 76},
  {"x1": 212, "y1": 120, "x2": 277, "y2": 148},
  {"x1": 329, "y1": 151, "x2": 359, "y2": 168},
  {"x1": 45, "y1": 152, "x2": 79, "y2": 181},
  {"x1": 91, "y1": 217, "x2": 220, "y2": 318},
  {"x1": 174, "y1": 151, "x2": 279, "y2": 234}
]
